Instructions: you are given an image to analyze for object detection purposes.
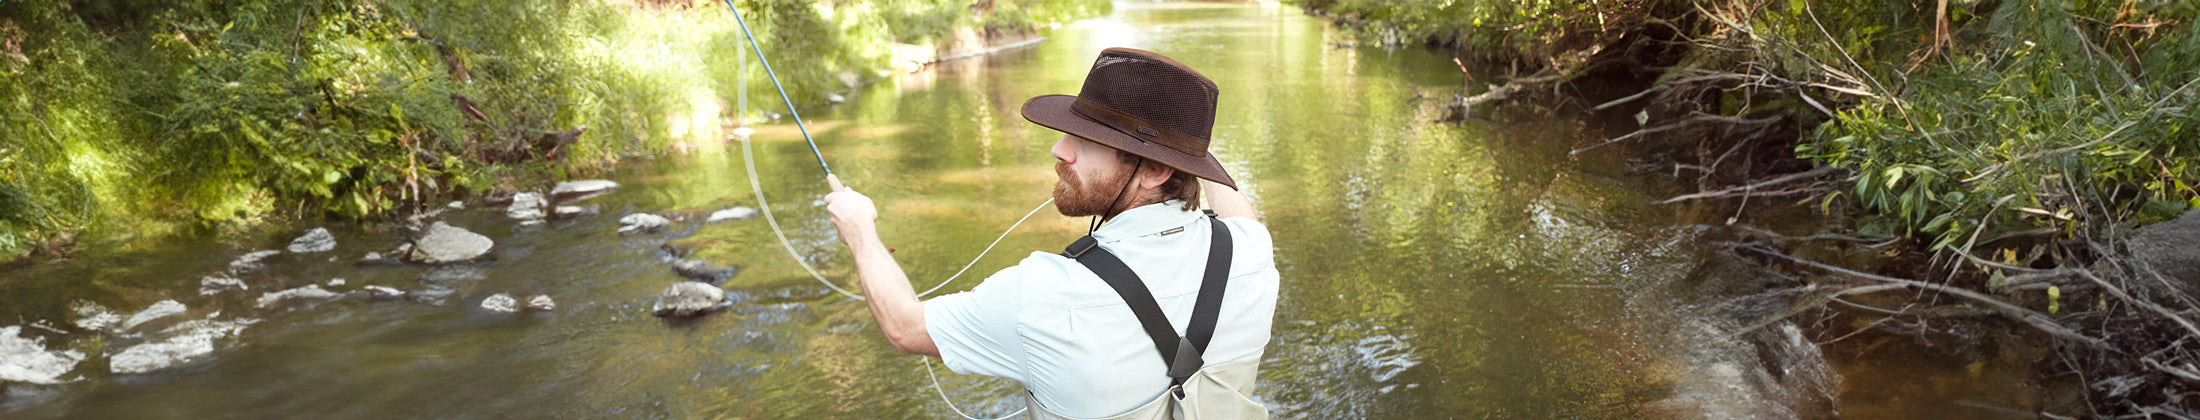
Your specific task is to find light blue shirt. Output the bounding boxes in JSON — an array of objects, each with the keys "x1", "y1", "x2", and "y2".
[{"x1": 924, "y1": 201, "x2": 1280, "y2": 418}]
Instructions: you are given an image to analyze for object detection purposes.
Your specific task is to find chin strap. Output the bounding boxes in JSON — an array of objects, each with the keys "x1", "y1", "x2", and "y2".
[{"x1": 1090, "y1": 159, "x2": 1145, "y2": 233}]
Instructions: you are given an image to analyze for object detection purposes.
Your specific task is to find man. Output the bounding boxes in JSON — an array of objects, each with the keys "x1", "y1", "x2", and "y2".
[{"x1": 823, "y1": 47, "x2": 1277, "y2": 418}]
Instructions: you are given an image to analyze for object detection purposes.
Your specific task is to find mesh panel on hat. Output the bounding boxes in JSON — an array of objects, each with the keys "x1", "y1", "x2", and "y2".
[{"x1": 1079, "y1": 51, "x2": 1218, "y2": 140}]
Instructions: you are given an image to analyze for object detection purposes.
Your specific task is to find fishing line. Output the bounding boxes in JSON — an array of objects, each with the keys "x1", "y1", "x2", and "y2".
[{"x1": 719, "y1": 2, "x2": 1044, "y2": 417}]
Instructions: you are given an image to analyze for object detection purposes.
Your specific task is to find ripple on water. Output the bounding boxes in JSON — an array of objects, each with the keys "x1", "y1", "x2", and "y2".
[{"x1": 1261, "y1": 320, "x2": 1422, "y2": 417}]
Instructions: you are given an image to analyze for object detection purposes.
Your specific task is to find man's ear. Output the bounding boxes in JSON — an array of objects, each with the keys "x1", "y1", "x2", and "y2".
[{"x1": 1138, "y1": 165, "x2": 1176, "y2": 190}]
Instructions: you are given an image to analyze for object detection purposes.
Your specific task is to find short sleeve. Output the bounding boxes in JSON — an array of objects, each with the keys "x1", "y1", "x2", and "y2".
[{"x1": 923, "y1": 265, "x2": 1027, "y2": 381}]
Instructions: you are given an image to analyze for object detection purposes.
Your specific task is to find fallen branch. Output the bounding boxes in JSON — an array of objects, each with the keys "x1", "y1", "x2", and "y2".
[
  {"x1": 1740, "y1": 245, "x2": 2114, "y2": 350},
  {"x1": 1658, "y1": 166, "x2": 1842, "y2": 204},
  {"x1": 1453, "y1": 69, "x2": 1566, "y2": 118},
  {"x1": 1571, "y1": 113, "x2": 1781, "y2": 155}
]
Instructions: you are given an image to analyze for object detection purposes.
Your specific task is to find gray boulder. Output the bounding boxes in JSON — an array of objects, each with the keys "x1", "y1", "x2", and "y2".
[
  {"x1": 287, "y1": 227, "x2": 337, "y2": 253},
  {"x1": 652, "y1": 282, "x2": 730, "y2": 318},
  {"x1": 670, "y1": 258, "x2": 738, "y2": 283},
  {"x1": 618, "y1": 213, "x2": 672, "y2": 235},
  {"x1": 2133, "y1": 210, "x2": 2200, "y2": 297},
  {"x1": 550, "y1": 180, "x2": 619, "y2": 201},
  {"x1": 406, "y1": 222, "x2": 493, "y2": 264}
]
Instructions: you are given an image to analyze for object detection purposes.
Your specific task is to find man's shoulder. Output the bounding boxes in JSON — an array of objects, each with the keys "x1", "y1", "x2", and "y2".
[{"x1": 1214, "y1": 217, "x2": 1276, "y2": 270}]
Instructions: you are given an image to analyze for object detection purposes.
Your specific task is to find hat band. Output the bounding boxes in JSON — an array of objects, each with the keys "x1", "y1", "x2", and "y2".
[{"x1": 1070, "y1": 97, "x2": 1209, "y2": 158}]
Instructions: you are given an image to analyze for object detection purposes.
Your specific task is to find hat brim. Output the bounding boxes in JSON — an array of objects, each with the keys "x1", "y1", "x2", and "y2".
[{"x1": 1020, "y1": 94, "x2": 1238, "y2": 190}]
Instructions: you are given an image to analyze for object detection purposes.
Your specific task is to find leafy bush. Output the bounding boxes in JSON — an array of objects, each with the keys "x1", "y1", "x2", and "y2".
[
  {"x1": 1796, "y1": 1, "x2": 2200, "y2": 252},
  {"x1": 0, "y1": 0, "x2": 1110, "y2": 258}
]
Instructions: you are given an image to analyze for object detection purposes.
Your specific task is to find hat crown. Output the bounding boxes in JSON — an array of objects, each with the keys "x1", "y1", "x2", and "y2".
[{"x1": 1075, "y1": 48, "x2": 1219, "y2": 141}]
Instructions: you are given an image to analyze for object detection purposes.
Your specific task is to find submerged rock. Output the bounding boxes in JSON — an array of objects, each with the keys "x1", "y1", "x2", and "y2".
[
  {"x1": 405, "y1": 222, "x2": 493, "y2": 264},
  {"x1": 0, "y1": 326, "x2": 85, "y2": 384},
  {"x1": 108, "y1": 318, "x2": 256, "y2": 375},
  {"x1": 550, "y1": 180, "x2": 619, "y2": 201},
  {"x1": 480, "y1": 294, "x2": 519, "y2": 313},
  {"x1": 552, "y1": 205, "x2": 594, "y2": 219},
  {"x1": 70, "y1": 301, "x2": 120, "y2": 332},
  {"x1": 506, "y1": 192, "x2": 547, "y2": 220},
  {"x1": 705, "y1": 207, "x2": 758, "y2": 224},
  {"x1": 228, "y1": 250, "x2": 282, "y2": 274},
  {"x1": 358, "y1": 285, "x2": 407, "y2": 299},
  {"x1": 652, "y1": 282, "x2": 730, "y2": 318},
  {"x1": 119, "y1": 300, "x2": 187, "y2": 331},
  {"x1": 618, "y1": 213, "x2": 672, "y2": 235},
  {"x1": 255, "y1": 285, "x2": 342, "y2": 308},
  {"x1": 199, "y1": 276, "x2": 248, "y2": 296},
  {"x1": 526, "y1": 295, "x2": 556, "y2": 311},
  {"x1": 286, "y1": 227, "x2": 337, "y2": 253},
  {"x1": 670, "y1": 258, "x2": 738, "y2": 283}
]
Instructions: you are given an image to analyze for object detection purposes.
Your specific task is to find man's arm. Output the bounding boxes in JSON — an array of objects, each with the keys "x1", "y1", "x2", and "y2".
[
  {"x1": 1203, "y1": 180, "x2": 1257, "y2": 221},
  {"x1": 823, "y1": 176, "x2": 939, "y2": 356}
]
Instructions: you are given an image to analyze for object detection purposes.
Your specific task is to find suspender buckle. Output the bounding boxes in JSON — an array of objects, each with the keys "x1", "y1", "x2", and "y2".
[{"x1": 1062, "y1": 236, "x2": 1100, "y2": 258}]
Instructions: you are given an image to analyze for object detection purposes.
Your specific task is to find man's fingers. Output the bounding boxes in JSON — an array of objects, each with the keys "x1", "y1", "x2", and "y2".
[{"x1": 826, "y1": 174, "x2": 847, "y2": 192}]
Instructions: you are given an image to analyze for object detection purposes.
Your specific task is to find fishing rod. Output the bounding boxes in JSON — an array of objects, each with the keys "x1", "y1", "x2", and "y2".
[
  {"x1": 720, "y1": 0, "x2": 834, "y2": 183},
  {"x1": 717, "y1": 3, "x2": 1041, "y2": 418}
]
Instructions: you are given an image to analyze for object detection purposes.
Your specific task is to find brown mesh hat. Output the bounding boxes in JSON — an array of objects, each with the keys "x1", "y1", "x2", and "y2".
[{"x1": 1021, "y1": 47, "x2": 1236, "y2": 189}]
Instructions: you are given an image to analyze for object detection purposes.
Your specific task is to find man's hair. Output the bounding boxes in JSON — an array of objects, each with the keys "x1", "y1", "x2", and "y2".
[{"x1": 1118, "y1": 149, "x2": 1201, "y2": 211}]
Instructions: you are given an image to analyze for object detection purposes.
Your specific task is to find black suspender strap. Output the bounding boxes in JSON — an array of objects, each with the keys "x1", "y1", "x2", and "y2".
[{"x1": 1062, "y1": 217, "x2": 1235, "y2": 388}]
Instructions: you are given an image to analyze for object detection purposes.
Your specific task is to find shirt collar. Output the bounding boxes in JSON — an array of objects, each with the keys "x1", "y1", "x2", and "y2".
[{"x1": 1092, "y1": 200, "x2": 1202, "y2": 242}]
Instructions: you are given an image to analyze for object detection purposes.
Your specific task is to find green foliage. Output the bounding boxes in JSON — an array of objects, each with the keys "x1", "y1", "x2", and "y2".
[
  {"x1": 1795, "y1": 1, "x2": 2200, "y2": 251},
  {"x1": 0, "y1": 0, "x2": 1110, "y2": 257},
  {"x1": 1283, "y1": 0, "x2": 1646, "y2": 58}
]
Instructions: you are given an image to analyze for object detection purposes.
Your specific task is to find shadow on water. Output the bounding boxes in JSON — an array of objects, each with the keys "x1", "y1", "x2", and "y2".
[{"x1": 1, "y1": 2, "x2": 2046, "y2": 419}]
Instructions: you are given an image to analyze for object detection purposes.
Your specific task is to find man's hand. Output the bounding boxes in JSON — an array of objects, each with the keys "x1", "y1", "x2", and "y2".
[{"x1": 822, "y1": 175, "x2": 878, "y2": 247}]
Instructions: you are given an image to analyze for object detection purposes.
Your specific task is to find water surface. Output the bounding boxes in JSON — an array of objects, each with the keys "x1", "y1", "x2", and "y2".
[{"x1": 2, "y1": 2, "x2": 2037, "y2": 418}]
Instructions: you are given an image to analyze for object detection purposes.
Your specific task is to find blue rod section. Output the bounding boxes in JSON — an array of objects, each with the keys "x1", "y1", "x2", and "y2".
[{"x1": 722, "y1": 0, "x2": 833, "y2": 176}]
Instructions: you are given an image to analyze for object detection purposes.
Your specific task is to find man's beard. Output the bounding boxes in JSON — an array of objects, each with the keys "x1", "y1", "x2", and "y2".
[{"x1": 1053, "y1": 161, "x2": 1132, "y2": 217}]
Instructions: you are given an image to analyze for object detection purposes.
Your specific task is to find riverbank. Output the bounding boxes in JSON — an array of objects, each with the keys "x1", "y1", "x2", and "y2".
[
  {"x1": 1291, "y1": 0, "x2": 2200, "y2": 416},
  {"x1": 0, "y1": 0, "x2": 1109, "y2": 261}
]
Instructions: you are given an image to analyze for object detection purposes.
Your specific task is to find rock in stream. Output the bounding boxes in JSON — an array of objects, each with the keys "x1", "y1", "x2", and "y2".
[
  {"x1": 108, "y1": 318, "x2": 257, "y2": 375},
  {"x1": 286, "y1": 227, "x2": 337, "y2": 253},
  {"x1": 652, "y1": 282, "x2": 730, "y2": 318},
  {"x1": 405, "y1": 222, "x2": 493, "y2": 264},
  {"x1": 550, "y1": 180, "x2": 619, "y2": 202},
  {"x1": 0, "y1": 326, "x2": 85, "y2": 384},
  {"x1": 618, "y1": 213, "x2": 672, "y2": 235}
]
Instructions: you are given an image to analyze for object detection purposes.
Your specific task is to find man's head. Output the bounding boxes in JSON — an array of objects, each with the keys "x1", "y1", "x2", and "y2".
[
  {"x1": 1050, "y1": 134, "x2": 1202, "y2": 217},
  {"x1": 1020, "y1": 48, "x2": 1237, "y2": 219}
]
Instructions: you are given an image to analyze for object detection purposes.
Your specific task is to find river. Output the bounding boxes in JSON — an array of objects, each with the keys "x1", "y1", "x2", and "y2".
[{"x1": 3, "y1": 2, "x2": 2051, "y2": 418}]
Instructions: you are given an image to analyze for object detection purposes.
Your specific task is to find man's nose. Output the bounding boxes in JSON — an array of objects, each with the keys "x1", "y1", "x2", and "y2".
[{"x1": 1050, "y1": 135, "x2": 1075, "y2": 163}]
